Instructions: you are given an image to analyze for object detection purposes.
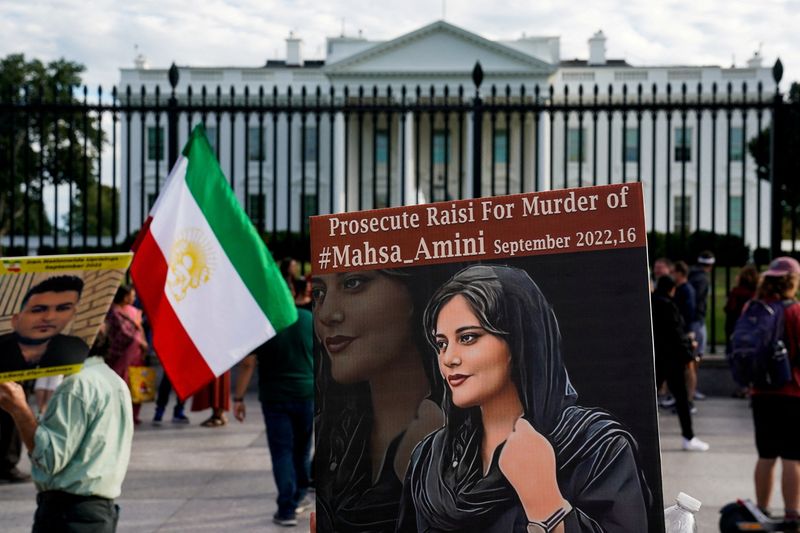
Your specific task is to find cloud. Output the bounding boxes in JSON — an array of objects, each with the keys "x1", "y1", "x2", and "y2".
[{"x1": 0, "y1": 0, "x2": 796, "y2": 91}]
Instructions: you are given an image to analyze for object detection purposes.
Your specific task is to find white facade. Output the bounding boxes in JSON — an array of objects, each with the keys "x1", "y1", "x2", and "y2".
[{"x1": 118, "y1": 21, "x2": 775, "y2": 248}]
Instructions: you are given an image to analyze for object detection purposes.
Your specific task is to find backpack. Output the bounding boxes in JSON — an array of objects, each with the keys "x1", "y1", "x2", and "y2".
[{"x1": 727, "y1": 299, "x2": 795, "y2": 389}]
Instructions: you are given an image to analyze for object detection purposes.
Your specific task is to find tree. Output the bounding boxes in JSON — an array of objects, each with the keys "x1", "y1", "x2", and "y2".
[
  {"x1": 748, "y1": 82, "x2": 800, "y2": 239},
  {"x1": 0, "y1": 54, "x2": 104, "y2": 250},
  {"x1": 66, "y1": 183, "x2": 120, "y2": 238}
]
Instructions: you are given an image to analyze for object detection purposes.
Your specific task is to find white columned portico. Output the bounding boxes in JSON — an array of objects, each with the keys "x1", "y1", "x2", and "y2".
[
  {"x1": 465, "y1": 113, "x2": 474, "y2": 199},
  {"x1": 403, "y1": 110, "x2": 416, "y2": 205},
  {"x1": 541, "y1": 112, "x2": 552, "y2": 192},
  {"x1": 333, "y1": 112, "x2": 346, "y2": 213},
  {"x1": 535, "y1": 112, "x2": 547, "y2": 192}
]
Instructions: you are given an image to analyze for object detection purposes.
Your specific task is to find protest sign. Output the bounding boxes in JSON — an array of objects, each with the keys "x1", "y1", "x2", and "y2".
[
  {"x1": 311, "y1": 183, "x2": 663, "y2": 532},
  {"x1": 0, "y1": 253, "x2": 132, "y2": 383}
]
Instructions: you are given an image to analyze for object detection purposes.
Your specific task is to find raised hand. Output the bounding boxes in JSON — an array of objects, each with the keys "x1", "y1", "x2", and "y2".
[{"x1": 498, "y1": 417, "x2": 567, "y2": 523}]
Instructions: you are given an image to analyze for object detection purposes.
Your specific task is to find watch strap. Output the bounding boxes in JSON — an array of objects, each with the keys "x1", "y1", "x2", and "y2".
[{"x1": 526, "y1": 501, "x2": 573, "y2": 533}]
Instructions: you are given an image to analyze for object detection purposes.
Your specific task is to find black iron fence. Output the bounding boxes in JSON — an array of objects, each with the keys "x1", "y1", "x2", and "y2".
[{"x1": 1, "y1": 60, "x2": 799, "y2": 349}]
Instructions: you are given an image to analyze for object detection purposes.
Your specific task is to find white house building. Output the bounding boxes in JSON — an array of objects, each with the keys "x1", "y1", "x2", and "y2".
[{"x1": 118, "y1": 21, "x2": 775, "y2": 248}]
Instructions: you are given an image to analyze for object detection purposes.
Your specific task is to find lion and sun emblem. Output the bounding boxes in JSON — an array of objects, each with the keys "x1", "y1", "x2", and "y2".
[{"x1": 167, "y1": 228, "x2": 216, "y2": 302}]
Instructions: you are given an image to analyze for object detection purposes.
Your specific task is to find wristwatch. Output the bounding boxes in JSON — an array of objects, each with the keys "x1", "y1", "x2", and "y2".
[{"x1": 526, "y1": 501, "x2": 573, "y2": 533}]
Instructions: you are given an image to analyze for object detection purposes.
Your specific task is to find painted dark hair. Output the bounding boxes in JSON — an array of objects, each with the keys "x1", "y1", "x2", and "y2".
[
  {"x1": 22, "y1": 275, "x2": 84, "y2": 309},
  {"x1": 313, "y1": 265, "x2": 451, "y2": 530},
  {"x1": 316, "y1": 266, "x2": 444, "y2": 413},
  {"x1": 424, "y1": 264, "x2": 577, "y2": 435}
]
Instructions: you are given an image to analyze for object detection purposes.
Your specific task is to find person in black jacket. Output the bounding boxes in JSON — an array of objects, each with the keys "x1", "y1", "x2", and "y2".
[
  {"x1": 687, "y1": 250, "x2": 715, "y2": 401},
  {"x1": 651, "y1": 275, "x2": 709, "y2": 452}
]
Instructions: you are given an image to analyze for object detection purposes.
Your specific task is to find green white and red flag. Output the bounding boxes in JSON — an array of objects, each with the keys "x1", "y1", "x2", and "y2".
[{"x1": 131, "y1": 125, "x2": 297, "y2": 399}]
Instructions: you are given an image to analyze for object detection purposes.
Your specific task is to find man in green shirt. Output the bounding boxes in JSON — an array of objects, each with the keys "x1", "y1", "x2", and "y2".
[
  {"x1": 0, "y1": 355, "x2": 133, "y2": 532},
  {"x1": 234, "y1": 286, "x2": 314, "y2": 527}
]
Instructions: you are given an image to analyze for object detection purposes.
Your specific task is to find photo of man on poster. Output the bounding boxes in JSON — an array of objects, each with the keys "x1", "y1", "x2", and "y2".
[{"x1": 0, "y1": 275, "x2": 89, "y2": 380}]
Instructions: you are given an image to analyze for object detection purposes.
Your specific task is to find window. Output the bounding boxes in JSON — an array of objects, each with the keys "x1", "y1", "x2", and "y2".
[
  {"x1": 674, "y1": 127, "x2": 692, "y2": 162},
  {"x1": 147, "y1": 126, "x2": 164, "y2": 161},
  {"x1": 147, "y1": 192, "x2": 158, "y2": 210},
  {"x1": 303, "y1": 194, "x2": 318, "y2": 233},
  {"x1": 205, "y1": 126, "x2": 218, "y2": 156},
  {"x1": 567, "y1": 128, "x2": 586, "y2": 163},
  {"x1": 729, "y1": 196, "x2": 743, "y2": 236},
  {"x1": 625, "y1": 128, "x2": 639, "y2": 162},
  {"x1": 730, "y1": 127, "x2": 744, "y2": 162},
  {"x1": 673, "y1": 195, "x2": 692, "y2": 233},
  {"x1": 247, "y1": 194, "x2": 265, "y2": 226},
  {"x1": 375, "y1": 130, "x2": 389, "y2": 165},
  {"x1": 303, "y1": 125, "x2": 317, "y2": 163},
  {"x1": 248, "y1": 127, "x2": 265, "y2": 161},
  {"x1": 433, "y1": 131, "x2": 449, "y2": 165},
  {"x1": 494, "y1": 130, "x2": 508, "y2": 164}
]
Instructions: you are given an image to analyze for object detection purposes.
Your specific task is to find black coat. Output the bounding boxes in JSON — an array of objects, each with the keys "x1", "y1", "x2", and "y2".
[
  {"x1": 398, "y1": 406, "x2": 650, "y2": 532},
  {"x1": 650, "y1": 293, "x2": 694, "y2": 371}
]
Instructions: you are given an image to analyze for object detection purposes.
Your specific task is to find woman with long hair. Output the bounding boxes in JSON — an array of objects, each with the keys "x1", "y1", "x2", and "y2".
[
  {"x1": 313, "y1": 267, "x2": 444, "y2": 532},
  {"x1": 399, "y1": 265, "x2": 650, "y2": 532}
]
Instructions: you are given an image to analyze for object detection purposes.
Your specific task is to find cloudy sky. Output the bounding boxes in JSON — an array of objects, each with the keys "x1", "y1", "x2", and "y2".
[{"x1": 1, "y1": 0, "x2": 797, "y2": 91}]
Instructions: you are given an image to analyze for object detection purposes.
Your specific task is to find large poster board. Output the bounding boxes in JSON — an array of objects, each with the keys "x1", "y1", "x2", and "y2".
[
  {"x1": 311, "y1": 183, "x2": 663, "y2": 533},
  {"x1": 0, "y1": 253, "x2": 132, "y2": 383}
]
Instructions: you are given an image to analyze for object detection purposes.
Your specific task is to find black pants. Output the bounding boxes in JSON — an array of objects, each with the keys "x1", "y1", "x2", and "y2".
[
  {"x1": 752, "y1": 394, "x2": 800, "y2": 460},
  {"x1": 0, "y1": 407, "x2": 21, "y2": 473},
  {"x1": 656, "y1": 362, "x2": 694, "y2": 440},
  {"x1": 155, "y1": 374, "x2": 184, "y2": 411},
  {"x1": 33, "y1": 491, "x2": 119, "y2": 533}
]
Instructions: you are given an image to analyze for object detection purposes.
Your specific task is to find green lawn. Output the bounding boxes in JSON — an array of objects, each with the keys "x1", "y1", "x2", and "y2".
[{"x1": 707, "y1": 266, "x2": 739, "y2": 351}]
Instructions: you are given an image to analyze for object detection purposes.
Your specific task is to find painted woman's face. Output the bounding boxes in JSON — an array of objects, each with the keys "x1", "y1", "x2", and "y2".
[
  {"x1": 313, "y1": 272, "x2": 416, "y2": 384},
  {"x1": 434, "y1": 295, "x2": 514, "y2": 409}
]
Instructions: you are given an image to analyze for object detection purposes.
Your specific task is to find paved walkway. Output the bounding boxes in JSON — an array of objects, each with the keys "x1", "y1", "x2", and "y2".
[{"x1": 0, "y1": 394, "x2": 773, "y2": 532}]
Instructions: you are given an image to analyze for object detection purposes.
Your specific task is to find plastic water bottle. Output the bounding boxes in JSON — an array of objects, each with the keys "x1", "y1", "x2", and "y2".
[{"x1": 664, "y1": 492, "x2": 701, "y2": 533}]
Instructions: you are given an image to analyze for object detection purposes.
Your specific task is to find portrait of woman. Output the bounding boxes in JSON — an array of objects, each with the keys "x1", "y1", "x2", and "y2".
[
  {"x1": 398, "y1": 264, "x2": 651, "y2": 533},
  {"x1": 313, "y1": 268, "x2": 445, "y2": 533}
]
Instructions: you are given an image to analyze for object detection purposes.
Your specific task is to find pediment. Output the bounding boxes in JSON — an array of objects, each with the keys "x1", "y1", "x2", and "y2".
[{"x1": 325, "y1": 21, "x2": 554, "y2": 76}]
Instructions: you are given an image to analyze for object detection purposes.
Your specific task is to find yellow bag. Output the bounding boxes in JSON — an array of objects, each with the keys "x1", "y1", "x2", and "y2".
[{"x1": 129, "y1": 366, "x2": 157, "y2": 403}]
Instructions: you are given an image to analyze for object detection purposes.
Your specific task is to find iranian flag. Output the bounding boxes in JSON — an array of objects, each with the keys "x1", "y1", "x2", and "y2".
[{"x1": 131, "y1": 125, "x2": 297, "y2": 400}]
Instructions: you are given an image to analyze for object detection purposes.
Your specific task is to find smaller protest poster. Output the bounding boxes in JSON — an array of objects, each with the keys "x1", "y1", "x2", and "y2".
[{"x1": 0, "y1": 253, "x2": 133, "y2": 383}]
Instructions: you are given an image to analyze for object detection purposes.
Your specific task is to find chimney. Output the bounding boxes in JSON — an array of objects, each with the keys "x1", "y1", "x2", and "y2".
[
  {"x1": 133, "y1": 44, "x2": 148, "y2": 69},
  {"x1": 746, "y1": 50, "x2": 763, "y2": 68},
  {"x1": 588, "y1": 30, "x2": 606, "y2": 65},
  {"x1": 133, "y1": 54, "x2": 148, "y2": 69},
  {"x1": 286, "y1": 31, "x2": 303, "y2": 66}
]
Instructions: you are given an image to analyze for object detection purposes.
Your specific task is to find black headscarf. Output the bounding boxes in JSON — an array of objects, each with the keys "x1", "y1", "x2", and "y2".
[
  {"x1": 402, "y1": 264, "x2": 650, "y2": 532},
  {"x1": 422, "y1": 265, "x2": 577, "y2": 434}
]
